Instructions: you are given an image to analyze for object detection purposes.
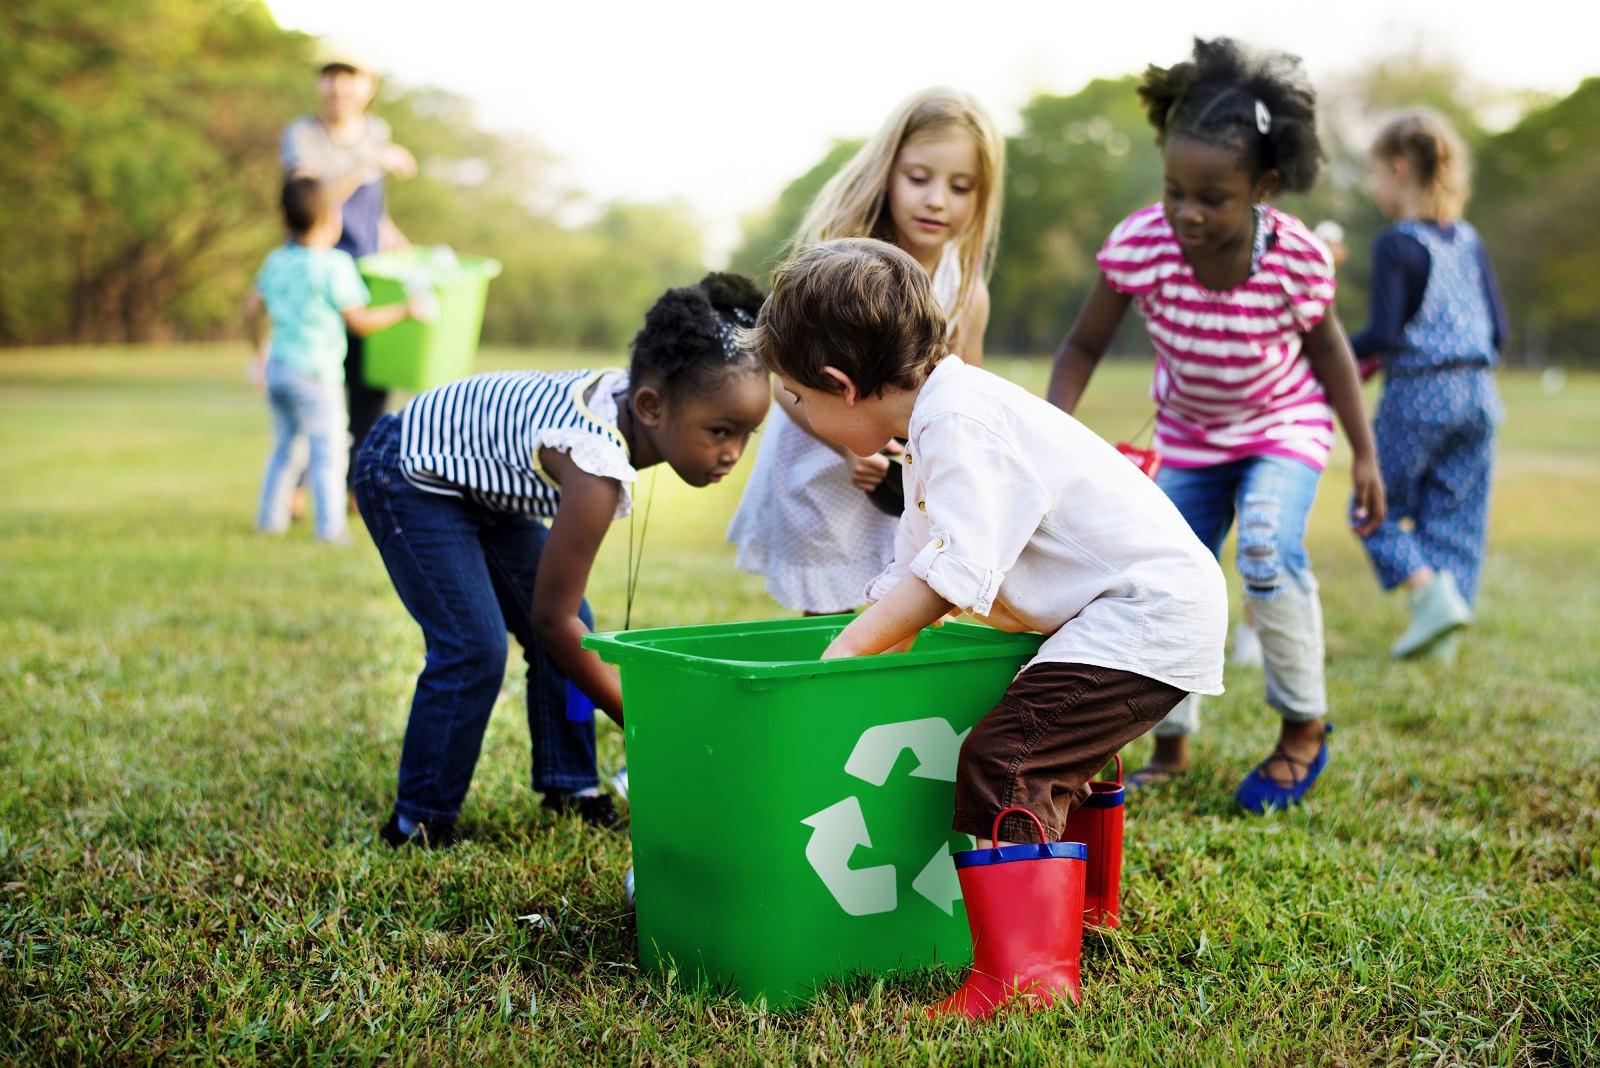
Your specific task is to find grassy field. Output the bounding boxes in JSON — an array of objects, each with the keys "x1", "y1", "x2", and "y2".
[{"x1": 1, "y1": 344, "x2": 1597, "y2": 1066}]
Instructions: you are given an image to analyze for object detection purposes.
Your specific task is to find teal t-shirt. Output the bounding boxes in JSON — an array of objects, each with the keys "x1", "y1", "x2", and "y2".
[{"x1": 256, "y1": 243, "x2": 371, "y2": 382}]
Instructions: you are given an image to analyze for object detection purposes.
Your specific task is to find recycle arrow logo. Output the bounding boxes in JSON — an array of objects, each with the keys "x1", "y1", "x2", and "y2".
[{"x1": 800, "y1": 717, "x2": 970, "y2": 917}]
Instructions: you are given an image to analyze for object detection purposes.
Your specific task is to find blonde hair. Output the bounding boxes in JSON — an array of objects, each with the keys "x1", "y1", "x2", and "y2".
[
  {"x1": 1371, "y1": 107, "x2": 1471, "y2": 222},
  {"x1": 795, "y1": 88, "x2": 1004, "y2": 340}
]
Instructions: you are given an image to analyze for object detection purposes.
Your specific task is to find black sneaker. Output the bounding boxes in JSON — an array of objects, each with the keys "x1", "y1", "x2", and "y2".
[
  {"x1": 378, "y1": 812, "x2": 460, "y2": 850},
  {"x1": 541, "y1": 791, "x2": 624, "y2": 830}
]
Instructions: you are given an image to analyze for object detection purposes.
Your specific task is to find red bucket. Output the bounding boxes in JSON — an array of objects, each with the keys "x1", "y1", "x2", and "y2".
[{"x1": 1114, "y1": 442, "x2": 1163, "y2": 480}]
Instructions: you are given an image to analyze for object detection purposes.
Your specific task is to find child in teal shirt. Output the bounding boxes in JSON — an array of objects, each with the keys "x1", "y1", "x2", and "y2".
[{"x1": 246, "y1": 177, "x2": 424, "y2": 542}]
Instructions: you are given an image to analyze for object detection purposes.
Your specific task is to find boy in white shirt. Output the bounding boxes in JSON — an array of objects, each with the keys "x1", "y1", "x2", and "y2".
[{"x1": 750, "y1": 238, "x2": 1227, "y2": 1015}]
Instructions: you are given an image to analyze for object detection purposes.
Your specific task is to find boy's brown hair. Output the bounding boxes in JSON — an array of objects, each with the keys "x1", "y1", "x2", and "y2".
[
  {"x1": 281, "y1": 176, "x2": 329, "y2": 237},
  {"x1": 748, "y1": 238, "x2": 947, "y2": 397}
]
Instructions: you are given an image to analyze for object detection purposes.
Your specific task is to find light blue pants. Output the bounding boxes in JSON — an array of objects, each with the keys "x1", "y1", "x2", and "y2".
[
  {"x1": 1153, "y1": 455, "x2": 1328, "y2": 737},
  {"x1": 258, "y1": 361, "x2": 348, "y2": 542}
]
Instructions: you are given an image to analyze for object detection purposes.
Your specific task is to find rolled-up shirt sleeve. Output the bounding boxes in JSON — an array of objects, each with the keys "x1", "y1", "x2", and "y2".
[
  {"x1": 903, "y1": 414, "x2": 1050, "y2": 617},
  {"x1": 864, "y1": 506, "x2": 920, "y2": 604}
]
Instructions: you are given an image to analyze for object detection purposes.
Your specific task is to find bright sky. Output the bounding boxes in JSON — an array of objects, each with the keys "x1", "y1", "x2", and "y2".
[{"x1": 266, "y1": 0, "x2": 1598, "y2": 263}]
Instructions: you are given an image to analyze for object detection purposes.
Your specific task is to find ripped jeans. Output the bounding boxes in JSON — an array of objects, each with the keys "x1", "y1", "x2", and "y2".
[{"x1": 1153, "y1": 455, "x2": 1327, "y2": 737}]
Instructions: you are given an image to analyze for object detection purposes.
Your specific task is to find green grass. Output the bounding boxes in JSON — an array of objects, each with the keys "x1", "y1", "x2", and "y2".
[{"x1": 1, "y1": 344, "x2": 1597, "y2": 1065}]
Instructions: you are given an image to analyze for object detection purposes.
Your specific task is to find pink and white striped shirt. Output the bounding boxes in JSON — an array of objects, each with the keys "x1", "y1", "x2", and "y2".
[{"x1": 1098, "y1": 204, "x2": 1337, "y2": 471}]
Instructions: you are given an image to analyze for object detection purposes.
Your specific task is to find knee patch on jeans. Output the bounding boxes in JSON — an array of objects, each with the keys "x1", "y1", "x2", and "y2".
[{"x1": 1238, "y1": 495, "x2": 1284, "y2": 598}]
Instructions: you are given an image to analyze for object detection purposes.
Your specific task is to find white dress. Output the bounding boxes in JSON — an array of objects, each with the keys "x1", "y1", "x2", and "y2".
[{"x1": 727, "y1": 246, "x2": 963, "y2": 612}]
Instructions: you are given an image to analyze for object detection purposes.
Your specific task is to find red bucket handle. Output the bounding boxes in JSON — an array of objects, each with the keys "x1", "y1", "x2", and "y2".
[
  {"x1": 990, "y1": 806, "x2": 1048, "y2": 845},
  {"x1": 1106, "y1": 753, "x2": 1123, "y2": 786}
]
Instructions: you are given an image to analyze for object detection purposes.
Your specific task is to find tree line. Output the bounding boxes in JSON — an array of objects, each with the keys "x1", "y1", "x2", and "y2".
[{"x1": 3, "y1": 0, "x2": 1596, "y2": 363}]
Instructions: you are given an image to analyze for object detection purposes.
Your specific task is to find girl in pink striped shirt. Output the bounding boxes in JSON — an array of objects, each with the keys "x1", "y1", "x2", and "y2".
[{"x1": 1049, "y1": 37, "x2": 1385, "y2": 813}]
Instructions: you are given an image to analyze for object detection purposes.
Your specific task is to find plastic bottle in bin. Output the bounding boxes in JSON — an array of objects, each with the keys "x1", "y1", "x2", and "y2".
[{"x1": 401, "y1": 267, "x2": 440, "y2": 322}]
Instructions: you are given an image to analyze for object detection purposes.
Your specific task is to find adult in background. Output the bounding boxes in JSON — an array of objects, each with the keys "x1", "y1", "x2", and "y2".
[{"x1": 282, "y1": 47, "x2": 417, "y2": 494}]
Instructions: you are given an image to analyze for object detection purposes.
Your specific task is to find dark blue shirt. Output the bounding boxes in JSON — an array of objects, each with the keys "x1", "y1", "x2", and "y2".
[{"x1": 1350, "y1": 222, "x2": 1507, "y2": 362}]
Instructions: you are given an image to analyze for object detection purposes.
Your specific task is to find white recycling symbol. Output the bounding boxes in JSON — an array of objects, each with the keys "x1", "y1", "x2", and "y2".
[{"x1": 800, "y1": 717, "x2": 970, "y2": 917}]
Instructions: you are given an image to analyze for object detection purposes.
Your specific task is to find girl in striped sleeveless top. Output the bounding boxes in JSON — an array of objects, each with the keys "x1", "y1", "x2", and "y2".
[
  {"x1": 1048, "y1": 38, "x2": 1386, "y2": 813},
  {"x1": 1353, "y1": 109, "x2": 1506, "y2": 662},
  {"x1": 727, "y1": 88, "x2": 1004, "y2": 614},
  {"x1": 354, "y1": 274, "x2": 771, "y2": 847}
]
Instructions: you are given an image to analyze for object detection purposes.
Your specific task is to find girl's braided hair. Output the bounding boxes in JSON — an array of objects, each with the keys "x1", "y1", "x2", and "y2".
[
  {"x1": 1139, "y1": 37, "x2": 1323, "y2": 193},
  {"x1": 630, "y1": 272, "x2": 767, "y2": 402}
]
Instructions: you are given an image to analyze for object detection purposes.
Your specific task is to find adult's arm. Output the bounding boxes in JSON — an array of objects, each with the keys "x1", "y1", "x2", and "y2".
[
  {"x1": 281, "y1": 120, "x2": 415, "y2": 206},
  {"x1": 1302, "y1": 315, "x2": 1386, "y2": 536},
  {"x1": 529, "y1": 448, "x2": 626, "y2": 724},
  {"x1": 1047, "y1": 275, "x2": 1132, "y2": 413}
]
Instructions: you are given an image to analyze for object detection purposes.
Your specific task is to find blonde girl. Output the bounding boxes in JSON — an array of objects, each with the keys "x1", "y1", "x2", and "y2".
[
  {"x1": 728, "y1": 88, "x2": 1005, "y2": 613},
  {"x1": 1351, "y1": 108, "x2": 1506, "y2": 660}
]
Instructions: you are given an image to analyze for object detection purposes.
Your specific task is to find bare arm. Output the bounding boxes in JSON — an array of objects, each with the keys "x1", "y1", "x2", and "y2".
[
  {"x1": 951, "y1": 281, "x2": 990, "y2": 367},
  {"x1": 244, "y1": 290, "x2": 267, "y2": 349},
  {"x1": 1047, "y1": 275, "x2": 1132, "y2": 413},
  {"x1": 530, "y1": 449, "x2": 626, "y2": 724},
  {"x1": 341, "y1": 301, "x2": 410, "y2": 337},
  {"x1": 244, "y1": 290, "x2": 269, "y2": 391},
  {"x1": 287, "y1": 137, "x2": 416, "y2": 207},
  {"x1": 377, "y1": 214, "x2": 410, "y2": 253},
  {"x1": 821, "y1": 573, "x2": 954, "y2": 660},
  {"x1": 1302, "y1": 315, "x2": 1386, "y2": 536}
]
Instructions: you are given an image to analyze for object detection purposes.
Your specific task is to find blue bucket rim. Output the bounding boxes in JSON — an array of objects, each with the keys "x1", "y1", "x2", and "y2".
[{"x1": 954, "y1": 841, "x2": 1087, "y2": 869}]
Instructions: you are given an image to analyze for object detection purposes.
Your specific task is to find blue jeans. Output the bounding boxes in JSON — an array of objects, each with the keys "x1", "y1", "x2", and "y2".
[
  {"x1": 353, "y1": 414, "x2": 599, "y2": 824},
  {"x1": 1153, "y1": 455, "x2": 1328, "y2": 735},
  {"x1": 258, "y1": 361, "x2": 347, "y2": 541}
]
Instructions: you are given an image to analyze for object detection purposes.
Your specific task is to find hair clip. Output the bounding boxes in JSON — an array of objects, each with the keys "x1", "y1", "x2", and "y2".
[{"x1": 1255, "y1": 100, "x2": 1272, "y2": 136}]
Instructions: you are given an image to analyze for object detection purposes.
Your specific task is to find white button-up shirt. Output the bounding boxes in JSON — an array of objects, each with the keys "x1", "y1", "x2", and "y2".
[{"x1": 866, "y1": 356, "x2": 1226, "y2": 695}]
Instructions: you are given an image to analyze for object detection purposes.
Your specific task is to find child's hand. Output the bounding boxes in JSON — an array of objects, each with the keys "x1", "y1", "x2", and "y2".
[
  {"x1": 848, "y1": 440, "x2": 902, "y2": 491},
  {"x1": 407, "y1": 293, "x2": 439, "y2": 323},
  {"x1": 247, "y1": 348, "x2": 268, "y2": 394},
  {"x1": 377, "y1": 143, "x2": 418, "y2": 180},
  {"x1": 848, "y1": 452, "x2": 890, "y2": 491},
  {"x1": 1357, "y1": 355, "x2": 1383, "y2": 383},
  {"x1": 1348, "y1": 454, "x2": 1386, "y2": 537}
]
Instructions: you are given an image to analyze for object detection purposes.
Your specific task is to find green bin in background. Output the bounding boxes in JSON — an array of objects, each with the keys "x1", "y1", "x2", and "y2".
[
  {"x1": 583, "y1": 616, "x2": 1044, "y2": 1007},
  {"x1": 357, "y1": 249, "x2": 502, "y2": 392}
]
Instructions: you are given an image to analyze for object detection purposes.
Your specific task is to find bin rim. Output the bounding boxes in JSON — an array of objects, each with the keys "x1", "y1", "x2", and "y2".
[
  {"x1": 582, "y1": 615, "x2": 1041, "y2": 679},
  {"x1": 357, "y1": 250, "x2": 502, "y2": 280}
]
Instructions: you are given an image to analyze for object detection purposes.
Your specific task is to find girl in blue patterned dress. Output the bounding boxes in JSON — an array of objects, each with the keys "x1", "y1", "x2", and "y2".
[{"x1": 1352, "y1": 108, "x2": 1507, "y2": 659}]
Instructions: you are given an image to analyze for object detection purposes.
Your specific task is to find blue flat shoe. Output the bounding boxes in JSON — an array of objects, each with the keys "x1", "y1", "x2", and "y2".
[{"x1": 1234, "y1": 724, "x2": 1332, "y2": 814}]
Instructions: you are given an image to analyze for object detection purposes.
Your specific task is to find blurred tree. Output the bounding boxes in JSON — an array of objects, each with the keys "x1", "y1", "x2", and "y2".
[
  {"x1": 0, "y1": 0, "x2": 310, "y2": 343},
  {"x1": 1475, "y1": 78, "x2": 1600, "y2": 365},
  {"x1": 991, "y1": 77, "x2": 1161, "y2": 355},
  {"x1": 727, "y1": 139, "x2": 862, "y2": 283},
  {"x1": 381, "y1": 84, "x2": 706, "y2": 349}
]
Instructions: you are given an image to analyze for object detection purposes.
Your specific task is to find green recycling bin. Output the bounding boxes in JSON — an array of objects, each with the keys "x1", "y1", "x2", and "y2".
[
  {"x1": 583, "y1": 615, "x2": 1045, "y2": 1007},
  {"x1": 357, "y1": 248, "x2": 502, "y2": 392}
]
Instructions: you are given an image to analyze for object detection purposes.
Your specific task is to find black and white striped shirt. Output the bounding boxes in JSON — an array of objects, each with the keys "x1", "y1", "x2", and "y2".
[{"x1": 398, "y1": 369, "x2": 635, "y2": 518}]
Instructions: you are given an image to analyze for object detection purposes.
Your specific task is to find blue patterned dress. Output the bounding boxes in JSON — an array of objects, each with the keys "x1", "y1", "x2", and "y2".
[{"x1": 1353, "y1": 220, "x2": 1505, "y2": 604}]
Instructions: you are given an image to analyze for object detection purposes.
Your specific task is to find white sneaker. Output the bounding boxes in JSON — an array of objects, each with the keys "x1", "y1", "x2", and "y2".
[
  {"x1": 624, "y1": 866, "x2": 635, "y2": 909},
  {"x1": 1230, "y1": 623, "x2": 1264, "y2": 669},
  {"x1": 610, "y1": 766, "x2": 629, "y2": 802}
]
